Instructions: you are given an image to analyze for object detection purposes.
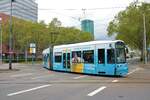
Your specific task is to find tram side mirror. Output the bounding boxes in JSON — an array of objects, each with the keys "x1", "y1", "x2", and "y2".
[
  {"x1": 125, "y1": 46, "x2": 129, "y2": 53},
  {"x1": 125, "y1": 46, "x2": 129, "y2": 59}
]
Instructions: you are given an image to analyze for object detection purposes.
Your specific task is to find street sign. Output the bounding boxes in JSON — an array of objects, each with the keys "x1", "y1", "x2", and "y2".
[
  {"x1": 29, "y1": 43, "x2": 36, "y2": 54},
  {"x1": 30, "y1": 43, "x2": 36, "y2": 48},
  {"x1": 29, "y1": 43, "x2": 36, "y2": 64},
  {"x1": 32, "y1": 48, "x2": 36, "y2": 54},
  {"x1": 29, "y1": 48, "x2": 36, "y2": 54}
]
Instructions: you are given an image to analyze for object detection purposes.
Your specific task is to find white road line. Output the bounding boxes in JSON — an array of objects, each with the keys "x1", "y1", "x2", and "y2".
[
  {"x1": 73, "y1": 75, "x2": 87, "y2": 79},
  {"x1": 87, "y1": 86, "x2": 106, "y2": 96},
  {"x1": 112, "y1": 80, "x2": 118, "y2": 83},
  {"x1": 127, "y1": 68, "x2": 141, "y2": 75},
  {"x1": 10, "y1": 73, "x2": 33, "y2": 78},
  {"x1": 7, "y1": 84, "x2": 51, "y2": 96},
  {"x1": 31, "y1": 75, "x2": 52, "y2": 80}
]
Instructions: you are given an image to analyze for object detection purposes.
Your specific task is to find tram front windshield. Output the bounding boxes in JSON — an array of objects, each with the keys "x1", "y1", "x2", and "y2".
[{"x1": 116, "y1": 42, "x2": 126, "y2": 63}]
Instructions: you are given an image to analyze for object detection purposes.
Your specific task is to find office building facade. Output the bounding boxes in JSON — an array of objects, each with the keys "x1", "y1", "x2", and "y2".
[
  {"x1": 81, "y1": 19, "x2": 94, "y2": 35},
  {"x1": 0, "y1": 0, "x2": 38, "y2": 22}
]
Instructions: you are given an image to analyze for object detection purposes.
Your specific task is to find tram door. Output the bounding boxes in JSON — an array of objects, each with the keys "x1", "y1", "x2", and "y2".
[
  {"x1": 63, "y1": 53, "x2": 71, "y2": 71},
  {"x1": 97, "y1": 49, "x2": 106, "y2": 74}
]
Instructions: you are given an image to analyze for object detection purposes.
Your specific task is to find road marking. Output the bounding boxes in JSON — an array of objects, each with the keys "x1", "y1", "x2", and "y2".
[
  {"x1": 73, "y1": 75, "x2": 86, "y2": 79},
  {"x1": 87, "y1": 86, "x2": 106, "y2": 96},
  {"x1": 31, "y1": 75, "x2": 52, "y2": 79},
  {"x1": 127, "y1": 68, "x2": 141, "y2": 75},
  {"x1": 10, "y1": 73, "x2": 33, "y2": 78},
  {"x1": 112, "y1": 80, "x2": 118, "y2": 83},
  {"x1": 7, "y1": 84, "x2": 51, "y2": 96}
]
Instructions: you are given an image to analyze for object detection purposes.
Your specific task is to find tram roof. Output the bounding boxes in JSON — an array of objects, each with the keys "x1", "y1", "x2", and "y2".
[{"x1": 54, "y1": 40, "x2": 124, "y2": 49}]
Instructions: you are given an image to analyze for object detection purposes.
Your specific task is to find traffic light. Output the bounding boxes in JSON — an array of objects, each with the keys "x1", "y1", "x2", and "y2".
[{"x1": 12, "y1": 0, "x2": 15, "y2": 2}]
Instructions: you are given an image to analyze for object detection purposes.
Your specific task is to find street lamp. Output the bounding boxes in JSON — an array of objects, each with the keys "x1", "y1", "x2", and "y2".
[
  {"x1": 0, "y1": 17, "x2": 2, "y2": 64},
  {"x1": 143, "y1": 13, "x2": 147, "y2": 64},
  {"x1": 9, "y1": 0, "x2": 15, "y2": 69}
]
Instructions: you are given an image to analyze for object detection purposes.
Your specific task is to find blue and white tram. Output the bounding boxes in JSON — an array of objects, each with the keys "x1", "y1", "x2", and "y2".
[
  {"x1": 42, "y1": 48, "x2": 50, "y2": 69},
  {"x1": 42, "y1": 40, "x2": 128, "y2": 76}
]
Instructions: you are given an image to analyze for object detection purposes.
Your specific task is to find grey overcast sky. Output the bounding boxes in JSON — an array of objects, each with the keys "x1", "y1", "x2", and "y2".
[{"x1": 37, "y1": 0, "x2": 136, "y2": 40}]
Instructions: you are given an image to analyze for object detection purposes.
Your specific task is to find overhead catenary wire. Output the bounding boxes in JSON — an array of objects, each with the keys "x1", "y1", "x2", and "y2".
[
  {"x1": 0, "y1": 6, "x2": 126, "y2": 28},
  {"x1": 38, "y1": 6, "x2": 126, "y2": 10},
  {"x1": 0, "y1": 6, "x2": 127, "y2": 11}
]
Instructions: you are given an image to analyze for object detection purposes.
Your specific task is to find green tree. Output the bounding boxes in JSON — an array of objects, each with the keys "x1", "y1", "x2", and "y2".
[
  {"x1": 2, "y1": 16, "x2": 93, "y2": 61},
  {"x1": 107, "y1": 3, "x2": 150, "y2": 60},
  {"x1": 2, "y1": 17, "x2": 50, "y2": 58},
  {"x1": 53, "y1": 27, "x2": 93, "y2": 45},
  {"x1": 49, "y1": 18, "x2": 61, "y2": 27},
  {"x1": 47, "y1": 18, "x2": 93, "y2": 46}
]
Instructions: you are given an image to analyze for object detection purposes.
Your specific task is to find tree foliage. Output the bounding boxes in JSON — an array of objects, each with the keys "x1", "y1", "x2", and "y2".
[
  {"x1": 2, "y1": 17, "x2": 93, "y2": 56},
  {"x1": 107, "y1": 3, "x2": 150, "y2": 59}
]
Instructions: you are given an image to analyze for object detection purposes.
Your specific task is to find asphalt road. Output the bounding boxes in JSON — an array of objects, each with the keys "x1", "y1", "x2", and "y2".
[{"x1": 0, "y1": 62, "x2": 150, "y2": 100}]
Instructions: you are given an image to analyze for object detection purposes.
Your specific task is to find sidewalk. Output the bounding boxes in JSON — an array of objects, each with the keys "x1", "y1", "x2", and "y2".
[
  {"x1": 0, "y1": 63, "x2": 42, "y2": 71},
  {"x1": 0, "y1": 63, "x2": 22, "y2": 72}
]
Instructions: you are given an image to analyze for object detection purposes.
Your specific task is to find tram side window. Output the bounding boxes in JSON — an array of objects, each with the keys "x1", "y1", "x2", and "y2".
[
  {"x1": 107, "y1": 49, "x2": 115, "y2": 64},
  {"x1": 83, "y1": 50, "x2": 94, "y2": 64},
  {"x1": 98, "y1": 49, "x2": 105, "y2": 64},
  {"x1": 72, "y1": 51, "x2": 82, "y2": 63},
  {"x1": 54, "y1": 52, "x2": 62, "y2": 63}
]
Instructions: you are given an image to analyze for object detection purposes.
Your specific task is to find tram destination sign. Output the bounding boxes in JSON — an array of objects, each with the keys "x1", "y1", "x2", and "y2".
[{"x1": 116, "y1": 44, "x2": 124, "y2": 48}]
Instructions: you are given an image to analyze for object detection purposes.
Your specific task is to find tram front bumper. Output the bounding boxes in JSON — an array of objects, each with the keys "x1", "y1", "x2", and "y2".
[{"x1": 116, "y1": 64, "x2": 128, "y2": 76}]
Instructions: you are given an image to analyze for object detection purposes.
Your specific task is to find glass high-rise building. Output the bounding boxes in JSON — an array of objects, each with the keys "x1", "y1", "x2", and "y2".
[
  {"x1": 81, "y1": 19, "x2": 94, "y2": 35},
  {"x1": 0, "y1": 0, "x2": 38, "y2": 22}
]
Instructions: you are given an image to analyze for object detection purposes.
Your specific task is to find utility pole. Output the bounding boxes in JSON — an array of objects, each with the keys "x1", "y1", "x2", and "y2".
[
  {"x1": 0, "y1": 18, "x2": 2, "y2": 64},
  {"x1": 143, "y1": 13, "x2": 147, "y2": 64},
  {"x1": 135, "y1": 0, "x2": 148, "y2": 64},
  {"x1": 82, "y1": 8, "x2": 86, "y2": 19}
]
